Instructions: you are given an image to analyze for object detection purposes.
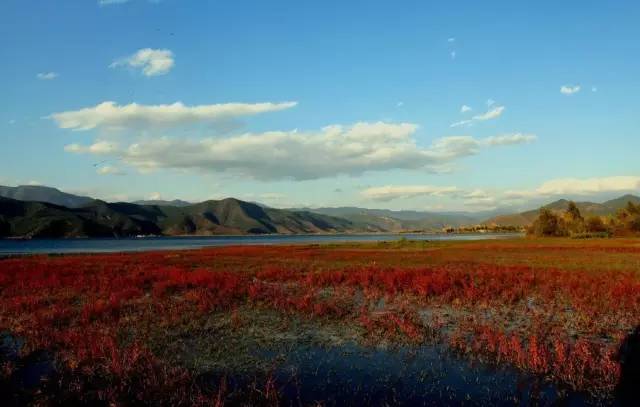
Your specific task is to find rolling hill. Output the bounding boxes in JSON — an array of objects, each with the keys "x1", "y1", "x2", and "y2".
[{"x1": 484, "y1": 195, "x2": 640, "y2": 227}]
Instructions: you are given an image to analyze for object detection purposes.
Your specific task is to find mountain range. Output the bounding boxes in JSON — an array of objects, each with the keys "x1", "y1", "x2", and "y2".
[{"x1": 1, "y1": 185, "x2": 639, "y2": 238}]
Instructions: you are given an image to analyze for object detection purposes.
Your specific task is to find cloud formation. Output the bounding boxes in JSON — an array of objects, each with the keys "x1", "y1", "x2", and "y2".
[
  {"x1": 506, "y1": 176, "x2": 640, "y2": 199},
  {"x1": 361, "y1": 185, "x2": 459, "y2": 201},
  {"x1": 50, "y1": 101, "x2": 297, "y2": 131},
  {"x1": 451, "y1": 105, "x2": 505, "y2": 128},
  {"x1": 64, "y1": 123, "x2": 535, "y2": 181},
  {"x1": 560, "y1": 85, "x2": 581, "y2": 95},
  {"x1": 483, "y1": 133, "x2": 537, "y2": 146},
  {"x1": 460, "y1": 105, "x2": 472, "y2": 113},
  {"x1": 472, "y1": 106, "x2": 505, "y2": 121},
  {"x1": 110, "y1": 48, "x2": 175, "y2": 76},
  {"x1": 64, "y1": 140, "x2": 119, "y2": 154},
  {"x1": 37, "y1": 72, "x2": 58, "y2": 80},
  {"x1": 96, "y1": 165, "x2": 125, "y2": 175}
]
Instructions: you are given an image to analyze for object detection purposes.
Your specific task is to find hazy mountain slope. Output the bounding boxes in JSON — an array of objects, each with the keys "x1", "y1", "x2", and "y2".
[
  {"x1": 132, "y1": 199, "x2": 192, "y2": 207},
  {"x1": 0, "y1": 185, "x2": 93, "y2": 208},
  {"x1": 602, "y1": 194, "x2": 640, "y2": 210},
  {"x1": 484, "y1": 195, "x2": 640, "y2": 226},
  {"x1": 294, "y1": 207, "x2": 480, "y2": 231}
]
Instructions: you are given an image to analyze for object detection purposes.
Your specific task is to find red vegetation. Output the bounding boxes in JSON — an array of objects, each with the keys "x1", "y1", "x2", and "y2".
[{"x1": 1, "y1": 239, "x2": 640, "y2": 402}]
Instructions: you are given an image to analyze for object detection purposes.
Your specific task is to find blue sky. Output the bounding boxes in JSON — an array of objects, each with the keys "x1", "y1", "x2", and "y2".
[{"x1": 1, "y1": 0, "x2": 639, "y2": 211}]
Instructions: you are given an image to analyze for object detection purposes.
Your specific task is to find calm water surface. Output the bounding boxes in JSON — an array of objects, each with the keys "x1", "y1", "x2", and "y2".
[{"x1": 0, "y1": 233, "x2": 521, "y2": 255}]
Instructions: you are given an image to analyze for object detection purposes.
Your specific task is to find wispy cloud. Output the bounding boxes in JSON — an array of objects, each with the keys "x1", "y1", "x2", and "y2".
[
  {"x1": 450, "y1": 119, "x2": 473, "y2": 128},
  {"x1": 450, "y1": 105, "x2": 505, "y2": 127},
  {"x1": 36, "y1": 72, "x2": 59, "y2": 80},
  {"x1": 50, "y1": 101, "x2": 298, "y2": 131},
  {"x1": 473, "y1": 106, "x2": 505, "y2": 121},
  {"x1": 64, "y1": 140, "x2": 119, "y2": 154},
  {"x1": 560, "y1": 85, "x2": 581, "y2": 95},
  {"x1": 483, "y1": 133, "x2": 536, "y2": 146},
  {"x1": 460, "y1": 105, "x2": 472, "y2": 113},
  {"x1": 505, "y1": 176, "x2": 640, "y2": 199},
  {"x1": 110, "y1": 48, "x2": 174, "y2": 76},
  {"x1": 361, "y1": 185, "x2": 459, "y2": 201},
  {"x1": 96, "y1": 165, "x2": 125, "y2": 175}
]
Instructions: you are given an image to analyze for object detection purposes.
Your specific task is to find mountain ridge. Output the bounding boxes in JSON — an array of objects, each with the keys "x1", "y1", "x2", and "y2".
[{"x1": 0, "y1": 195, "x2": 359, "y2": 238}]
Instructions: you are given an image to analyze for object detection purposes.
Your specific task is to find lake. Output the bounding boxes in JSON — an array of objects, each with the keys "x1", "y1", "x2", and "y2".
[{"x1": 0, "y1": 233, "x2": 521, "y2": 255}]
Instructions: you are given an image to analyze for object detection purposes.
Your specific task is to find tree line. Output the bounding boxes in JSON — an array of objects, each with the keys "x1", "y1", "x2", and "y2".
[{"x1": 528, "y1": 201, "x2": 640, "y2": 237}]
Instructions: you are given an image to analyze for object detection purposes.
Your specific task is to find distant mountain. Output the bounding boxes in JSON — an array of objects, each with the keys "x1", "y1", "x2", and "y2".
[
  {"x1": 0, "y1": 196, "x2": 358, "y2": 238},
  {"x1": 0, "y1": 185, "x2": 93, "y2": 208},
  {"x1": 484, "y1": 195, "x2": 640, "y2": 226},
  {"x1": 291, "y1": 206, "x2": 483, "y2": 232},
  {"x1": 133, "y1": 199, "x2": 192, "y2": 207}
]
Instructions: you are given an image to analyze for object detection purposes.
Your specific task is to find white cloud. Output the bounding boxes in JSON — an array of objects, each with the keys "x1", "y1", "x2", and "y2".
[
  {"x1": 64, "y1": 141, "x2": 119, "y2": 154},
  {"x1": 37, "y1": 72, "x2": 58, "y2": 80},
  {"x1": 450, "y1": 119, "x2": 473, "y2": 128},
  {"x1": 460, "y1": 105, "x2": 472, "y2": 113},
  {"x1": 473, "y1": 106, "x2": 505, "y2": 121},
  {"x1": 451, "y1": 105, "x2": 505, "y2": 127},
  {"x1": 486, "y1": 99, "x2": 496, "y2": 107},
  {"x1": 483, "y1": 133, "x2": 537, "y2": 146},
  {"x1": 462, "y1": 189, "x2": 497, "y2": 208},
  {"x1": 448, "y1": 37, "x2": 456, "y2": 43},
  {"x1": 591, "y1": 86, "x2": 598, "y2": 92},
  {"x1": 147, "y1": 192, "x2": 162, "y2": 200},
  {"x1": 397, "y1": 101, "x2": 404, "y2": 107},
  {"x1": 361, "y1": 185, "x2": 459, "y2": 201},
  {"x1": 560, "y1": 85, "x2": 581, "y2": 95},
  {"x1": 506, "y1": 176, "x2": 640, "y2": 199},
  {"x1": 50, "y1": 101, "x2": 297, "y2": 131},
  {"x1": 464, "y1": 189, "x2": 491, "y2": 199},
  {"x1": 536, "y1": 176, "x2": 640, "y2": 196},
  {"x1": 96, "y1": 165, "x2": 125, "y2": 175},
  {"x1": 450, "y1": 51, "x2": 457, "y2": 60},
  {"x1": 110, "y1": 48, "x2": 175, "y2": 76},
  {"x1": 64, "y1": 122, "x2": 535, "y2": 181}
]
